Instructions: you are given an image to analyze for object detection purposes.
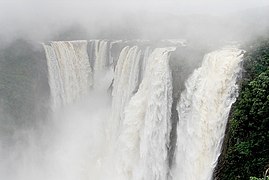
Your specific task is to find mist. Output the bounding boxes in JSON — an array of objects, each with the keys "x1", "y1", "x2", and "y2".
[
  {"x1": 1, "y1": 0, "x2": 269, "y2": 43},
  {"x1": 0, "y1": 0, "x2": 269, "y2": 180}
]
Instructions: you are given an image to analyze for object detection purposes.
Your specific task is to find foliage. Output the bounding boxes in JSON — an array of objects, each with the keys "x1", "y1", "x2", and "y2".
[
  {"x1": 250, "y1": 177, "x2": 269, "y2": 180},
  {"x1": 217, "y1": 39, "x2": 269, "y2": 179}
]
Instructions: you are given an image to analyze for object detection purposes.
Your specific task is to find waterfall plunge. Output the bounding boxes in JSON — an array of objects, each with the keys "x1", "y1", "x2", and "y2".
[
  {"x1": 116, "y1": 47, "x2": 175, "y2": 180},
  {"x1": 42, "y1": 41, "x2": 243, "y2": 180},
  {"x1": 173, "y1": 47, "x2": 243, "y2": 180},
  {"x1": 43, "y1": 41, "x2": 92, "y2": 109}
]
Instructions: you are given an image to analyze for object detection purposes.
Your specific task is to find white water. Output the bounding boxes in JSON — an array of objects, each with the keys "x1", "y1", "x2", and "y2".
[
  {"x1": 110, "y1": 46, "x2": 142, "y2": 141},
  {"x1": 43, "y1": 41, "x2": 92, "y2": 109},
  {"x1": 92, "y1": 40, "x2": 114, "y2": 90},
  {"x1": 173, "y1": 47, "x2": 243, "y2": 180},
  {"x1": 116, "y1": 47, "x2": 175, "y2": 180},
  {"x1": 4, "y1": 41, "x2": 244, "y2": 180},
  {"x1": 42, "y1": 42, "x2": 177, "y2": 180}
]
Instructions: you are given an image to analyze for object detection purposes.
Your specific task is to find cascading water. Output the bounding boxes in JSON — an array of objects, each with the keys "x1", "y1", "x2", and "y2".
[
  {"x1": 116, "y1": 47, "x2": 175, "y2": 180},
  {"x1": 44, "y1": 40, "x2": 117, "y2": 106},
  {"x1": 110, "y1": 46, "x2": 142, "y2": 141},
  {"x1": 91, "y1": 40, "x2": 114, "y2": 89},
  {"x1": 43, "y1": 41, "x2": 92, "y2": 109},
  {"x1": 172, "y1": 47, "x2": 243, "y2": 180},
  {"x1": 41, "y1": 41, "x2": 243, "y2": 180}
]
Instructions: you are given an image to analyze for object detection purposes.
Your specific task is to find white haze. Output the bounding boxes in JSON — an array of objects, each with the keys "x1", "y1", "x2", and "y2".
[
  {"x1": 0, "y1": 39, "x2": 244, "y2": 180},
  {"x1": 0, "y1": 0, "x2": 269, "y2": 42},
  {"x1": 10, "y1": 40, "x2": 176, "y2": 180},
  {"x1": 0, "y1": 92, "x2": 111, "y2": 180},
  {"x1": 0, "y1": 1, "x2": 268, "y2": 180}
]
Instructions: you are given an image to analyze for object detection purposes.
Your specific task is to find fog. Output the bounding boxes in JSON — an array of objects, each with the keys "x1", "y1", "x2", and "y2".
[
  {"x1": 1, "y1": 0, "x2": 269, "y2": 43},
  {"x1": 0, "y1": 0, "x2": 269, "y2": 180}
]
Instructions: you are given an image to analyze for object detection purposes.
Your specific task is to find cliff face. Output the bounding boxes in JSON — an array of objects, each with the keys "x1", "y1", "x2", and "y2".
[
  {"x1": 0, "y1": 39, "x2": 50, "y2": 146},
  {"x1": 214, "y1": 38, "x2": 269, "y2": 179}
]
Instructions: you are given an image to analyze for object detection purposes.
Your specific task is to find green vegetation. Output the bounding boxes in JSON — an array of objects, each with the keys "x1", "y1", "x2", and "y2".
[
  {"x1": 216, "y1": 39, "x2": 269, "y2": 179},
  {"x1": 250, "y1": 176, "x2": 269, "y2": 180}
]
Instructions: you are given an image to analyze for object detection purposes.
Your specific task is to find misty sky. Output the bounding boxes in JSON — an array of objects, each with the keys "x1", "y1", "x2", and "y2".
[
  {"x1": 1, "y1": 0, "x2": 269, "y2": 27},
  {"x1": 1, "y1": 0, "x2": 269, "y2": 16},
  {"x1": 0, "y1": 0, "x2": 269, "y2": 40}
]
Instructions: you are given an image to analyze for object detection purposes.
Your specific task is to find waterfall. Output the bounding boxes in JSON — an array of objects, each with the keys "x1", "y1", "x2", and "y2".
[
  {"x1": 109, "y1": 46, "x2": 142, "y2": 140},
  {"x1": 89, "y1": 40, "x2": 114, "y2": 90},
  {"x1": 43, "y1": 40, "x2": 118, "y2": 109},
  {"x1": 115, "y1": 47, "x2": 175, "y2": 180},
  {"x1": 172, "y1": 46, "x2": 243, "y2": 180},
  {"x1": 43, "y1": 41, "x2": 92, "y2": 109},
  {"x1": 42, "y1": 40, "x2": 244, "y2": 180}
]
